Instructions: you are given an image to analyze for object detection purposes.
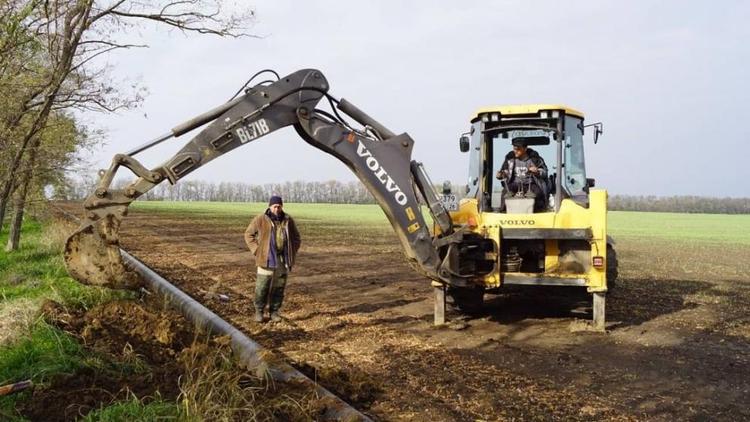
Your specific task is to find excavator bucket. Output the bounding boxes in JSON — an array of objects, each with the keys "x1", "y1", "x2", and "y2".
[{"x1": 64, "y1": 208, "x2": 140, "y2": 290}]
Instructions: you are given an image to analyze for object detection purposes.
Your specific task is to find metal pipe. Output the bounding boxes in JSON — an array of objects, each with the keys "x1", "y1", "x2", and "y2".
[{"x1": 119, "y1": 250, "x2": 372, "y2": 422}]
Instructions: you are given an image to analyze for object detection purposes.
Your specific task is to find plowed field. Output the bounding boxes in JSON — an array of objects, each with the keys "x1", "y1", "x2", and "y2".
[{"x1": 70, "y1": 202, "x2": 750, "y2": 421}]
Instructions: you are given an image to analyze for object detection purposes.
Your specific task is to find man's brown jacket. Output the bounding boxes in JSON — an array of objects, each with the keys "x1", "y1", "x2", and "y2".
[{"x1": 244, "y1": 211, "x2": 301, "y2": 269}]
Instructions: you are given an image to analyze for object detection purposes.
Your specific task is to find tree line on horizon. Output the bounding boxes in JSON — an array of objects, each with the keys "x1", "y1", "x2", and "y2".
[
  {"x1": 58, "y1": 177, "x2": 750, "y2": 214},
  {"x1": 607, "y1": 195, "x2": 749, "y2": 214}
]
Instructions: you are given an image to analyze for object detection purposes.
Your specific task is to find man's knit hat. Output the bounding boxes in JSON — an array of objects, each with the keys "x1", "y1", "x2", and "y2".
[
  {"x1": 512, "y1": 138, "x2": 528, "y2": 147},
  {"x1": 268, "y1": 195, "x2": 283, "y2": 206}
]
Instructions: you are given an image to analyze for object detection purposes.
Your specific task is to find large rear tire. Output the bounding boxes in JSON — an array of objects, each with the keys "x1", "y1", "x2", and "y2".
[
  {"x1": 606, "y1": 244, "x2": 618, "y2": 290},
  {"x1": 446, "y1": 285, "x2": 485, "y2": 315}
]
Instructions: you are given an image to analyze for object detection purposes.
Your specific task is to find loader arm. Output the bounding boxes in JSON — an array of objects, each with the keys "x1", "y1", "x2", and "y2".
[{"x1": 65, "y1": 69, "x2": 466, "y2": 289}]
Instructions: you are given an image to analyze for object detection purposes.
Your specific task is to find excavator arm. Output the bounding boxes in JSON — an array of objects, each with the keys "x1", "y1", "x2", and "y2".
[{"x1": 65, "y1": 69, "x2": 477, "y2": 290}]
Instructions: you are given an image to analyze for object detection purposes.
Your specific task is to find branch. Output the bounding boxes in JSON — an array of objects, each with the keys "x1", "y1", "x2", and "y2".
[
  {"x1": 69, "y1": 43, "x2": 146, "y2": 74},
  {"x1": 89, "y1": 0, "x2": 128, "y2": 23}
]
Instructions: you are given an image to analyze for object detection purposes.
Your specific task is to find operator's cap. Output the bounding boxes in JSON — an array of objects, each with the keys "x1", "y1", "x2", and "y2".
[
  {"x1": 269, "y1": 195, "x2": 283, "y2": 206},
  {"x1": 512, "y1": 138, "x2": 528, "y2": 147}
]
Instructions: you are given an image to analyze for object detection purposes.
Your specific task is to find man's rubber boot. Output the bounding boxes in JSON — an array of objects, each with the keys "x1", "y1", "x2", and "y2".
[
  {"x1": 270, "y1": 311, "x2": 282, "y2": 322},
  {"x1": 254, "y1": 309, "x2": 264, "y2": 323}
]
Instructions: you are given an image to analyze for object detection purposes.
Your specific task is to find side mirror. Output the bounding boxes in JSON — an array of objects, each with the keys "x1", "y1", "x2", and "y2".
[
  {"x1": 585, "y1": 122, "x2": 604, "y2": 144},
  {"x1": 587, "y1": 178, "x2": 596, "y2": 188},
  {"x1": 442, "y1": 180, "x2": 452, "y2": 194},
  {"x1": 459, "y1": 135, "x2": 470, "y2": 152}
]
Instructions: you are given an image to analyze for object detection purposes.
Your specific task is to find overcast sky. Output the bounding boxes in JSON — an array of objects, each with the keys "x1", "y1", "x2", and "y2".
[{"x1": 84, "y1": 1, "x2": 750, "y2": 197}]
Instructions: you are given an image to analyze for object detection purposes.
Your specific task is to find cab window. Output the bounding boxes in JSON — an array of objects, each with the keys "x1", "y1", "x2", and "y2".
[{"x1": 563, "y1": 116, "x2": 587, "y2": 196}]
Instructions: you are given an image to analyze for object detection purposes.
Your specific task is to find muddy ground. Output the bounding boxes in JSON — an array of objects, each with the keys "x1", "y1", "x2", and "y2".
[
  {"x1": 68, "y1": 204, "x2": 750, "y2": 421},
  {"x1": 30, "y1": 298, "x2": 192, "y2": 421}
]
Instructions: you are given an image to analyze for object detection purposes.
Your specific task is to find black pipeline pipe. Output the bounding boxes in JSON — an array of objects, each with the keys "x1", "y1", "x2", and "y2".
[{"x1": 118, "y1": 249, "x2": 372, "y2": 422}]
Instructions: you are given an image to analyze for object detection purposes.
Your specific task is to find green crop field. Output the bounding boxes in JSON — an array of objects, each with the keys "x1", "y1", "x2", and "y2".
[
  {"x1": 608, "y1": 212, "x2": 750, "y2": 245},
  {"x1": 132, "y1": 201, "x2": 387, "y2": 223},
  {"x1": 130, "y1": 201, "x2": 750, "y2": 245}
]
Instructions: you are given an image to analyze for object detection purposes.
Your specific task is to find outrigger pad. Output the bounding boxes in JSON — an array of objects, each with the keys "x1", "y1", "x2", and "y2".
[{"x1": 64, "y1": 224, "x2": 140, "y2": 290}]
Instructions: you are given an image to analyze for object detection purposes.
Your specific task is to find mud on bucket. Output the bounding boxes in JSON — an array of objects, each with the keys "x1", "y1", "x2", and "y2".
[{"x1": 64, "y1": 223, "x2": 140, "y2": 290}]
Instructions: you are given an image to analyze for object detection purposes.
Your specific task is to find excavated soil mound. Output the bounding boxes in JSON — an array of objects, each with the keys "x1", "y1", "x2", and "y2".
[
  {"x1": 26, "y1": 299, "x2": 195, "y2": 421},
  {"x1": 80, "y1": 299, "x2": 194, "y2": 364},
  {"x1": 42, "y1": 298, "x2": 194, "y2": 363}
]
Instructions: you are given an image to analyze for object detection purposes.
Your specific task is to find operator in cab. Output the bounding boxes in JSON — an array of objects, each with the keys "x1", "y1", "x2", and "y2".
[{"x1": 496, "y1": 139, "x2": 549, "y2": 212}]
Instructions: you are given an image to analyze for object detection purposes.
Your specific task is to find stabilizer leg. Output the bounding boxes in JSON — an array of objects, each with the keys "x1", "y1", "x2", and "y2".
[
  {"x1": 593, "y1": 292, "x2": 606, "y2": 331},
  {"x1": 433, "y1": 281, "x2": 446, "y2": 326}
]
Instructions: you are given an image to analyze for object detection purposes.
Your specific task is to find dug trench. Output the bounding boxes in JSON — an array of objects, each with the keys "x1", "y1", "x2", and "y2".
[{"x1": 59, "y1": 203, "x2": 750, "y2": 421}]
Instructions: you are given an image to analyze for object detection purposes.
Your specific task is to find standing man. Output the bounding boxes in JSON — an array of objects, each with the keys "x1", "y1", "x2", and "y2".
[{"x1": 244, "y1": 196, "x2": 301, "y2": 323}]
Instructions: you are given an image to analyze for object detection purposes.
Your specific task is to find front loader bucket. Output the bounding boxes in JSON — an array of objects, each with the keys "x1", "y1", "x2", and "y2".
[{"x1": 64, "y1": 218, "x2": 140, "y2": 290}]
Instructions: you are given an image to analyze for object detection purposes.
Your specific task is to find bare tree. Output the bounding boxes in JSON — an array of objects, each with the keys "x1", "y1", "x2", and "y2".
[{"x1": 0, "y1": 0, "x2": 254, "y2": 246}]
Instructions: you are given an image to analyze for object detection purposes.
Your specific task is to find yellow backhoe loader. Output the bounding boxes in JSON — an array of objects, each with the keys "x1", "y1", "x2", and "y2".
[{"x1": 64, "y1": 69, "x2": 616, "y2": 328}]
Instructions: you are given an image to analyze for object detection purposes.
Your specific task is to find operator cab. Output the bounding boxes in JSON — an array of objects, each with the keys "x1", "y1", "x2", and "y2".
[{"x1": 459, "y1": 104, "x2": 597, "y2": 213}]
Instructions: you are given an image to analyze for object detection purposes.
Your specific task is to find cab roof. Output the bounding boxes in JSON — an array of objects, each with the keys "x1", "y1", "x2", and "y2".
[{"x1": 472, "y1": 104, "x2": 584, "y2": 121}]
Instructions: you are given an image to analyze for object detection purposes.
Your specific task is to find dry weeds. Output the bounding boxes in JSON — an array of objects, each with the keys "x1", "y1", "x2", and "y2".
[
  {"x1": 177, "y1": 336, "x2": 321, "y2": 422},
  {"x1": 0, "y1": 298, "x2": 43, "y2": 346}
]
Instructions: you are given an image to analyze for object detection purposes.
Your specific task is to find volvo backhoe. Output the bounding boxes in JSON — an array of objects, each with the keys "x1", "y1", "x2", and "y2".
[{"x1": 64, "y1": 69, "x2": 616, "y2": 328}]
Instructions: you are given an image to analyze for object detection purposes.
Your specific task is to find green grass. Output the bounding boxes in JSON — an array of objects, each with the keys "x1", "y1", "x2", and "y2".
[
  {"x1": 131, "y1": 201, "x2": 750, "y2": 245},
  {"x1": 81, "y1": 397, "x2": 178, "y2": 421},
  {"x1": 0, "y1": 218, "x2": 144, "y2": 421},
  {"x1": 0, "y1": 322, "x2": 91, "y2": 421},
  {"x1": 0, "y1": 322, "x2": 87, "y2": 386},
  {"x1": 0, "y1": 220, "x2": 134, "y2": 308}
]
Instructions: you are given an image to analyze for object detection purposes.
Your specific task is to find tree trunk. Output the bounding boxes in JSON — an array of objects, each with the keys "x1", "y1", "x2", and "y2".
[
  {"x1": 0, "y1": 107, "x2": 50, "y2": 233},
  {"x1": 5, "y1": 139, "x2": 39, "y2": 251},
  {"x1": 0, "y1": 180, "x2": 21, "y2": 234},
  {"x1": 0, "y1": 197, "x2": 7, "y2": 233},
  {"x1": 5, "y1": 188, "x2": 26, "y2": 251}
]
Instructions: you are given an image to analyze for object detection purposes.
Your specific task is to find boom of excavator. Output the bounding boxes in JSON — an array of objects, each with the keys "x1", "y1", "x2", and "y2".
[{"x1": 64, "y1": 69, "x2": 615, "y2": 328}]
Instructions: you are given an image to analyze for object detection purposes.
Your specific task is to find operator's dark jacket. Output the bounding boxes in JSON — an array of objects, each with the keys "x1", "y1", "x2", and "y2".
[
  {"x1": 244, "y1": 211, "x2": 301, "y2": 270},
  {"x1": 500, "y1": 147, "x2": 550, "y2": 195}
]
